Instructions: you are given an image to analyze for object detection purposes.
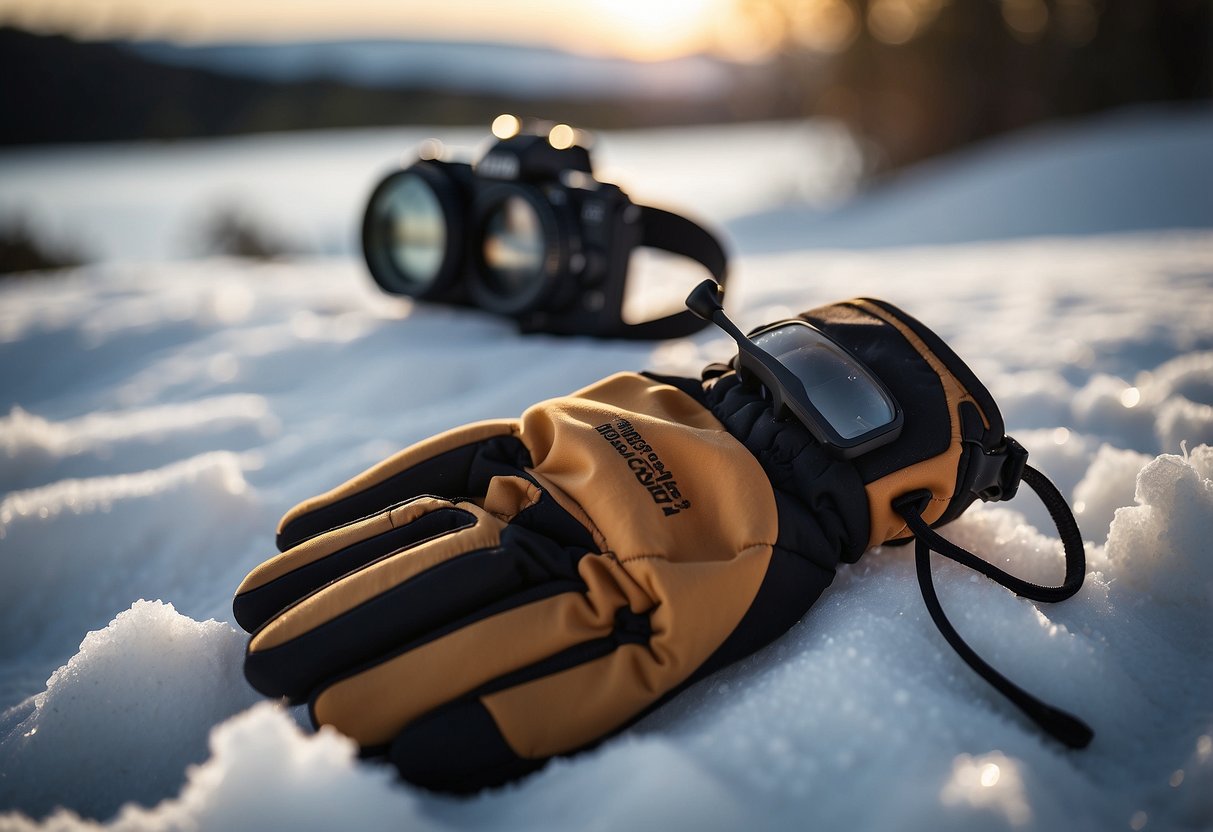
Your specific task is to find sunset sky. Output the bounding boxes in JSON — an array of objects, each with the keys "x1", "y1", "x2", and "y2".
[{"x1": 0, "y1": 0, "x2": 744, "y2": 60}]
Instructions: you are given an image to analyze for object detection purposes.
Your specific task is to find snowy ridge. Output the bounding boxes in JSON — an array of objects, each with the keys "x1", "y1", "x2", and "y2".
[
  {"x1": 1, "y1": 395, "x2": 275, "y2": 493},
  {"x1": 0, "y1": 601, "x2": 257, "y2": 823},
  {"x1": 124, "y1": 39, "x2": 735, "y2": 99},
  {"x1": 1, "y1": 109, "x2": 1212, "y2": 830}
]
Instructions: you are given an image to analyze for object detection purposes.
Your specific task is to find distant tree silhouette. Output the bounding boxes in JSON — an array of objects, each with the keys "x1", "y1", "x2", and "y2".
[
  {"x1": 0, "y1": 219, "x2": 83, "y2": 275},
  {"x1": 736, "y1": 0, "x2": 1212, "y2": 170}
]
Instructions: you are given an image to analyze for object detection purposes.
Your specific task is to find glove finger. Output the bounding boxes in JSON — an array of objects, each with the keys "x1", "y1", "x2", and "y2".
[
  {"x1": 305, "y1": 553, "x2": 651, "y2": 752},
  {"x1": 276, "y1": 419, "x2": 526, "y2": 551},
  {"x1": 244, "y1": 477, "x2": 602, "y2": 702},
  {"x1": 233, "y1": 495, "x2": 473, "y2": 633}
]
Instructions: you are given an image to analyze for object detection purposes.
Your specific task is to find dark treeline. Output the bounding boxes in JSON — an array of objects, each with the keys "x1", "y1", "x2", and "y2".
[
  {"x1": 0, "y1": 28, "x2": 757, "y2": 146},
  {"x1": 742, "y1": 0, "x2": 1211, "y2": 169}
]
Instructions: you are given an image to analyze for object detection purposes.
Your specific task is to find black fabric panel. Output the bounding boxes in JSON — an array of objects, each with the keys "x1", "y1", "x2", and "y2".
[
  {"x1": 276, "y1": 434, "x2": 531, "y2": 550},
  {"x1": 234, "y1": 507, "x2": 475, "y2": 633},
  {"x1": 861, "y1": 298, "x2": 1005, "y2": 444},
  {"x1": 698, "y1": 372, "x2": 870, "y2": 563},
  {"x1": 648, "y1": 367, "x2": 868, "y2": 561},
  {"x1": 389, "y1": 699, "x2": 546, "y2": 793},
  {"x1": 504, "y1": 470, "x2": 600, "y2": 553},
  {"x1": 247, "y1": 520, "x2": 589, "y2": 701},
  {"x1": 799, "y1": 302, "x2": 952, "y2": 485},
  {"x1": 683, "y1": 542, "x2": 834, "y2": 688}
]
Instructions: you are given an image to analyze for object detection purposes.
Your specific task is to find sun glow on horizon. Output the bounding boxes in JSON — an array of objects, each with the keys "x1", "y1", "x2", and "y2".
[
  {"x1": 0, "y1": 0, "x2": 731, "y2": 61},
  {"x1": 582, "y1": 0, "x2": 722, "y2": 60}
]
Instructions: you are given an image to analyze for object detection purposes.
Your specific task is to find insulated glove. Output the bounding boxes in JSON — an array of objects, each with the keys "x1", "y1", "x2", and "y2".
[{"x1": 234, "y1": 297, "x2": 1090, "y2": 792}]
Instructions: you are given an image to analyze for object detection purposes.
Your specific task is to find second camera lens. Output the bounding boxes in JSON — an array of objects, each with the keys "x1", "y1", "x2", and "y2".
[
  {"x1": 481, "y1": 195, "x2": 545, "y2": 296},
  {"x1": 470, "y1": 185, "x2": 562, "y2": 316}
]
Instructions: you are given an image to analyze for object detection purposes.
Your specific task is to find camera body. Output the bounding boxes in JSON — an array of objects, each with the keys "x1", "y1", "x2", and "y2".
[{"x1": 362, "y1": 122, "x2": 726, "y2": 339}]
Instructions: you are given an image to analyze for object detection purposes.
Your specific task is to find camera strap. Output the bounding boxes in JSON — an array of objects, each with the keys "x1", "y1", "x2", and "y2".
[{"x1": 617, "y1": 206, "x2": 729, "y2": 340}]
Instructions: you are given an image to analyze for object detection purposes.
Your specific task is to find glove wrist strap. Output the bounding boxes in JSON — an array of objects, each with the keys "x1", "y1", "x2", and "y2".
[{"x1": 893, "y1": 465, "x2": 1094, "y2": 749}]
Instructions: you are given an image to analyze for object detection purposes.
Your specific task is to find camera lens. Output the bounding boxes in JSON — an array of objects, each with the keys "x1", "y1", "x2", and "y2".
[
  {"x1": 378, "y1": 173, "x2": 444, "y2": 287},
  {"x1": 470, "y1": 185, "x2": 562, "y2": 316},
  {"x1": 362, "y1": 164, "x2": 461, "y2": 299},
  {"x1": 481, "y1": 195, "x2": 545, "y2": 295}
]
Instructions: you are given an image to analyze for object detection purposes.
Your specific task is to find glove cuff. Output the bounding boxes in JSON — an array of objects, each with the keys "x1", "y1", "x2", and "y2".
[{"x1": 648, "y1": 370, "x2": 870, "y2": 564}]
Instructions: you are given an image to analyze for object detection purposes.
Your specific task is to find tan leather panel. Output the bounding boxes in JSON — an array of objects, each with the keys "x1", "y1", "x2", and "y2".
[
  {"x1": 565, "y1": 373, "x2": 725, "y2": 430},
  {"x1": 863, "y1": 452, "x2": 964, "y2": 545},
  {"x1": 484, "y1": 646, "x2": 652, "y2": 756},
  {"x1": 482, "y1": 475, "x2": 542, "y2": 522},
  {"x1": 249, "y1": 502, "x2": 502, "y2": 652},
  {"x1": 517, "y1": 373, "x2": 778, "y2": 564},
  {"x1": 237, "y1": 496, "x2": 454, "y2": 595},
  {"x1": 312, "y1": 553, "x2": 639, "y2": 746},
  {"x1": 849, "y1": 300, "x2": 979, "y2": 546},
  {"x1": 276, "y1": 420, "x2": 519, "y2": 535},
  {"x1": 483, "y1": 543, "x2": 773, "y2": 757}
]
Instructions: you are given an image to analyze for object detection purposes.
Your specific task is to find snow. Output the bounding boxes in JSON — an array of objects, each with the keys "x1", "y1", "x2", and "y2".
[
  {"x1": 1, "y1": 105, "x2": 1212, "y2": 830},
  {"x1": 0, "y1": 601, "x2": 258, "y2": 821},
  {"x1": 730, "y1": 106, "x2": 1213, "y2": 251},
  {"x1": 0, "y1": 120, "x2": 860, "y2": 263}
]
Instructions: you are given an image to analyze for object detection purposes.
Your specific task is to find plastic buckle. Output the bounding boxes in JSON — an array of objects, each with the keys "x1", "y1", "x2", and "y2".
[{"x1": 966, "y1": 435, "x2": 1028, "y2": 502}]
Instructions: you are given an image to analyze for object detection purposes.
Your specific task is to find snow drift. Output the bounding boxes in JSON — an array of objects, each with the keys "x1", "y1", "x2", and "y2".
[{"x1": 1, "y1": 106, "x2": 1211, "y2": 830}]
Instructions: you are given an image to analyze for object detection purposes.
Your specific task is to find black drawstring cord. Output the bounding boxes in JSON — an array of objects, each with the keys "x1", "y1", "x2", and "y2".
[{"x1": 894, "y1": 465, "x2": 1094, "y2": 749}]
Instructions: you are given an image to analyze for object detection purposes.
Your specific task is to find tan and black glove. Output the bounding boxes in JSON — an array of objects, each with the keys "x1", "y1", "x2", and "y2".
[{"x1": 234, "y1": 297, "x2": 1090, "y2": 792}]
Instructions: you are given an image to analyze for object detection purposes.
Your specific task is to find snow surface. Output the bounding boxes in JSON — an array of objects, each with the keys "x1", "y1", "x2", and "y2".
[
  {"x1": 1, "y1": 106, "x2": 1212, "y2": 830},
  {"x1": 0, "y1": 120, "x2": 861, "y2": 263}
]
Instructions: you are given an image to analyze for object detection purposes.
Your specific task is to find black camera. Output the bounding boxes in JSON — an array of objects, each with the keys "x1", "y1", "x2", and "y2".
[{"x1": 361, "y1": 118, "x2": 728, "y2": 339}]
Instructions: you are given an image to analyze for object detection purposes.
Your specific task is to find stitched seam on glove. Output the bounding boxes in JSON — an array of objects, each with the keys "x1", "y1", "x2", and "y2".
[{"x1": 614, "y1": 541, "x2": 774, "y2": 566}]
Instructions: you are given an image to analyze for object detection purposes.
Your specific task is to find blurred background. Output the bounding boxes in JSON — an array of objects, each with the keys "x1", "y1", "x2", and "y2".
[{"x1": 0, "y1": 0, "x2": 1209, "y2": 272}]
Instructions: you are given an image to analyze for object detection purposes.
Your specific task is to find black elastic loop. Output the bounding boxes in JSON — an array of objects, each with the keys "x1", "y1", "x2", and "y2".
[
  {"x1": 615, "y1": 206, "x2": 728, "y2": 341},
  {"x1": 900, "y1": 465, "x2": 1086, "y2": 603},
  {"x1": 894, "y1": 466, "x2": 1093, "y2": 749}
]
